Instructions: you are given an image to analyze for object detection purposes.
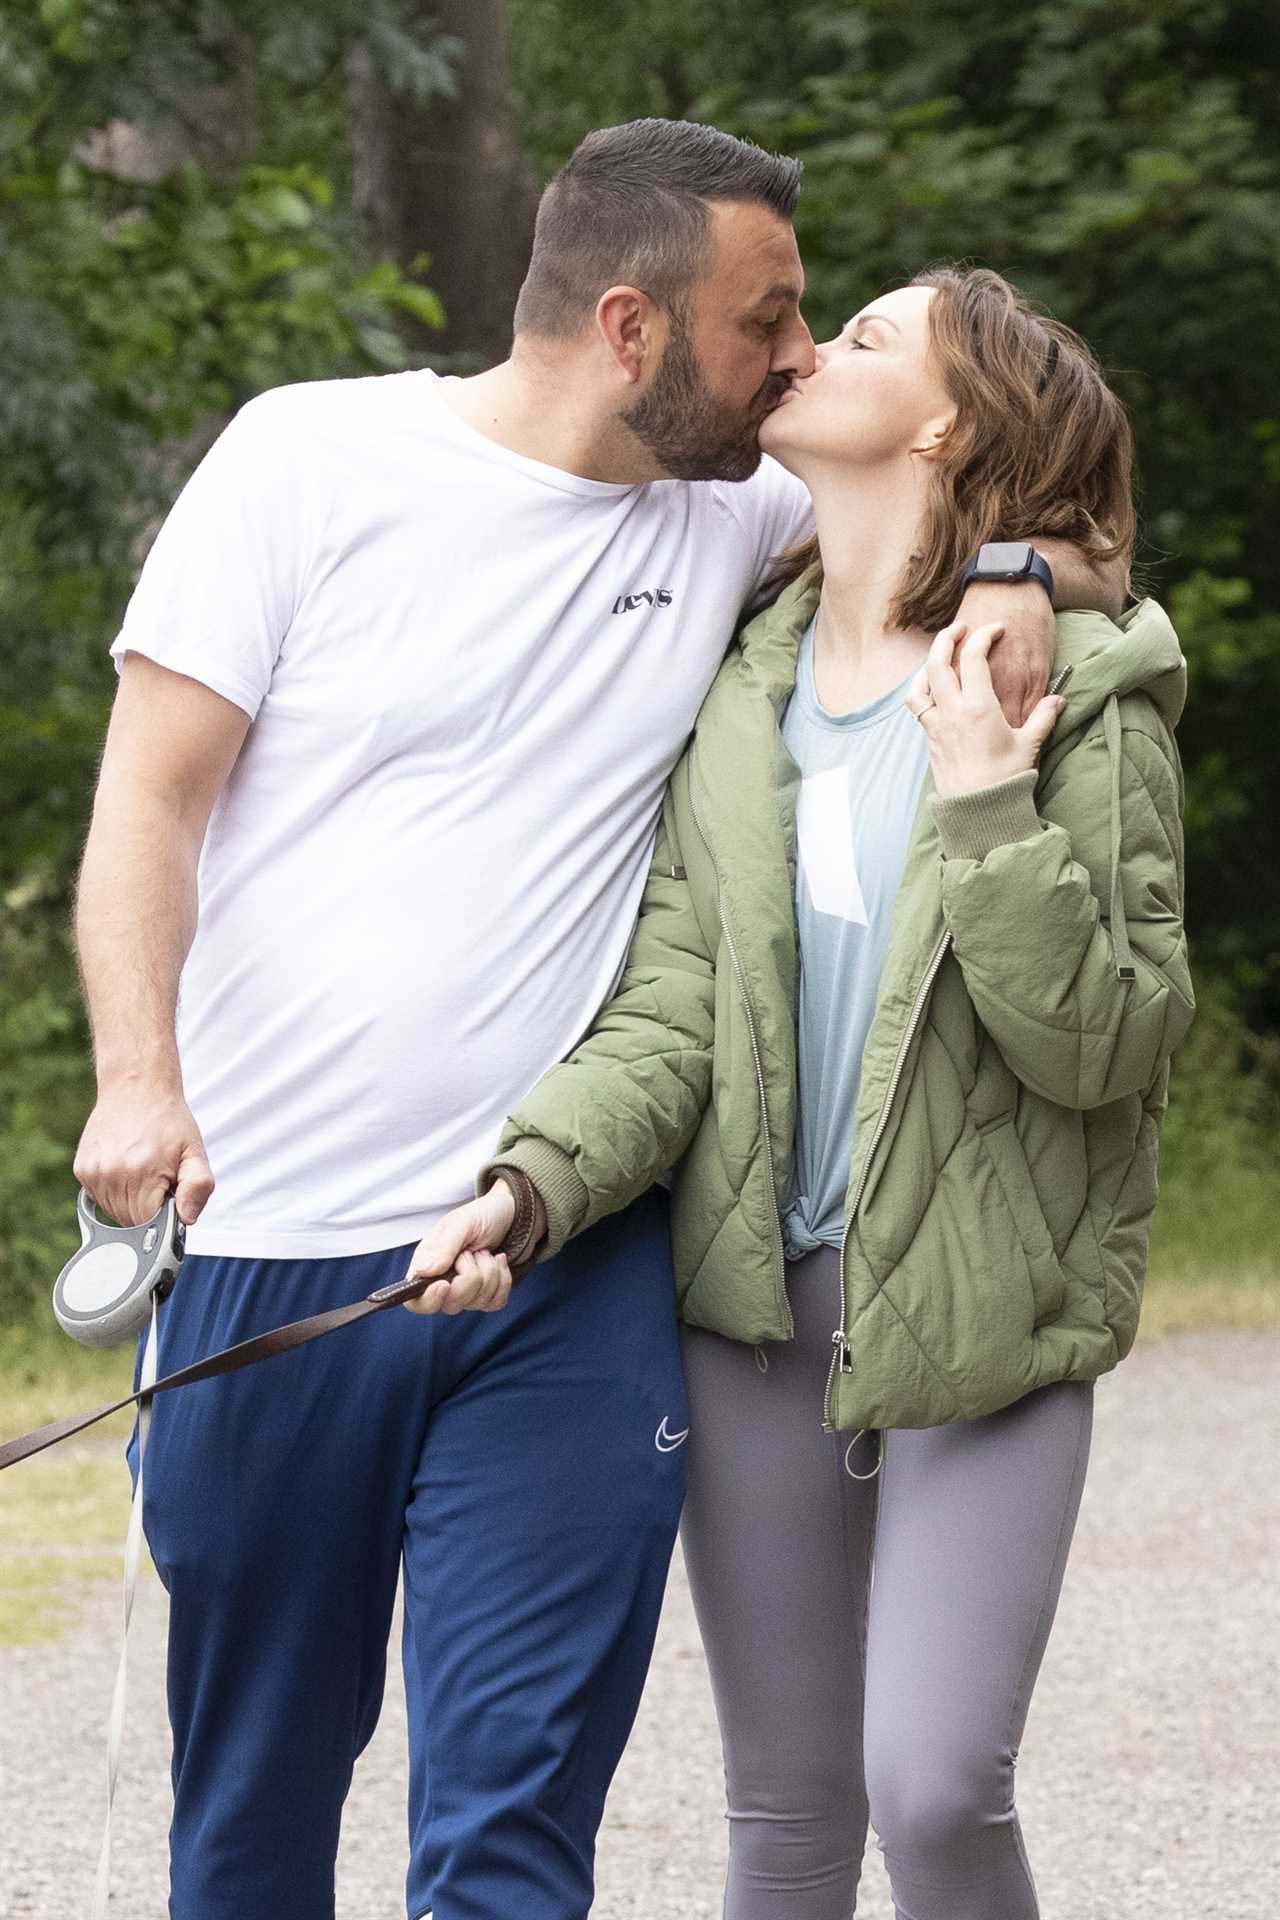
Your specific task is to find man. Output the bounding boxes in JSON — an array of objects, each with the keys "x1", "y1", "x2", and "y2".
[{"x1": 74, "y1": 118, "x2": 1117, "y2": 1920}]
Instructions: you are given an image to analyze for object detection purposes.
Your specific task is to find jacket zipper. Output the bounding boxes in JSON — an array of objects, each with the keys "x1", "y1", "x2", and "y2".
[
  {"x1": 687, "y1": 775, "x2": 793, "y2": 1339},
  {"x1": 824, "y1": 929, "x2": 953, "y2": 1429}
]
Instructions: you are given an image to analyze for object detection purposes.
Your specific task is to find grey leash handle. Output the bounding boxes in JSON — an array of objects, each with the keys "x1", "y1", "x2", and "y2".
[{"x1": 52, "y1": 1190, "x2": 185, "y2": 1348}]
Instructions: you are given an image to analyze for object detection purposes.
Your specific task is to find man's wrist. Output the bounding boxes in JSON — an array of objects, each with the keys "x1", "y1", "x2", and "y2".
[
  {"x1": 960, "y1": 542, "x2": 1054, "y2": 604},
  {"x1": 94, "y1": 1050, "x2": 184, "y2": 1096}
]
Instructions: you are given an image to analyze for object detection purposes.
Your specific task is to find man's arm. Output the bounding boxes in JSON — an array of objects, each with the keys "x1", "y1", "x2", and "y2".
[
  {"x1": 72, "y1": 654, "x2": 251, "y2": 1227},
  {"x1": 1039, "y1": 539, "x2": 1128, "y2": 618},
  {"x1": 959, "y1": 539, "x2": 1129, "y2": 727}
]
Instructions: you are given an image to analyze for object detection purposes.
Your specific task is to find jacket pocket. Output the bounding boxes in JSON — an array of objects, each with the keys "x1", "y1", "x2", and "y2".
[{"x1": 976, "y1": 1116, "x2": 1067, "y2": 1326}]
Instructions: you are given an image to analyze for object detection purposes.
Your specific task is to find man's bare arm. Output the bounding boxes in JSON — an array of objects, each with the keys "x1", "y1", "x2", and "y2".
[
  {"x1": 1038, "y1": 538, "x2": 1129, "y2": 619},
  {"x1": 73, "y1": 654, "x2": 251, "y2": 1226},
  {"x1": 958, "y1": 538, "x2": 1130, "y2": 728}
]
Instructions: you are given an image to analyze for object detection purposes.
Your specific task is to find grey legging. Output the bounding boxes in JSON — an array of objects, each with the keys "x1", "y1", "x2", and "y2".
[{"x1": 679, "y1": 1245, "x2": 1093, "y2": 1920}]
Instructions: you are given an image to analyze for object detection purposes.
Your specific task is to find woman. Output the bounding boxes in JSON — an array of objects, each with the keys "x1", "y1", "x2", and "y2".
[{"x1": 410, "y1": 267, "x2": 1193, "y2": 1917}]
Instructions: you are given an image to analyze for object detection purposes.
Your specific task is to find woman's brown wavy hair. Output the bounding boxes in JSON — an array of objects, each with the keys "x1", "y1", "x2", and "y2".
[{"x1": 776, "y1": 266, "x2": 1136, "y2": 631}]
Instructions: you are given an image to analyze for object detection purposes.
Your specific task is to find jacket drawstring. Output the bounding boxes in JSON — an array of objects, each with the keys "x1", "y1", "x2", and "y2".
[
  {"x1": 843, "y1": 1428, "x2": 884, "y2": 1481},
  {"x1": 1102, "y1": 695, "x2": 1137, "y2": 983}
]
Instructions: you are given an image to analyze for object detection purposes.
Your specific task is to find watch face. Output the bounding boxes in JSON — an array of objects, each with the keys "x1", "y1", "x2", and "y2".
[{"x1": 979, "y1": 541, "x2": 1034, "y2": 576}]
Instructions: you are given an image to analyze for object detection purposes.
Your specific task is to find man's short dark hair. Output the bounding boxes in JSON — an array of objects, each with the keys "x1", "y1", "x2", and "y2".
[{"x1": 513, "y1": 119, "x2": 802, "y2": 339}]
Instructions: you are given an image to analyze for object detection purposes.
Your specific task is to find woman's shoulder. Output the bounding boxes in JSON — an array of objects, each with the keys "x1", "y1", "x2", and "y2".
[{"x1": 1046, "y1": 598, "x2": 1185, "y2": 759}]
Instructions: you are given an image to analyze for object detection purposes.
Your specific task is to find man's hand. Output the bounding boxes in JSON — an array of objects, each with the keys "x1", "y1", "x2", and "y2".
[
  {"x1": 907, "y1": 623, "x2": 1065, "y2": 798},
  {"x1": 73, "y1": 1076, "x2": 215, "y2": 1227},
  {"x1": 954, "y1": 578, "x2": 1056, "y2": 728},
  {"x1": 403, "y1": 1182, "x2": 516, "y2": 1317}
]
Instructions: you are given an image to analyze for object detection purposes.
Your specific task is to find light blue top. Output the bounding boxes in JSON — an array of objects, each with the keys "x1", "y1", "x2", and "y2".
[{"x1": 781, "y1": 618, "x2": 930, "y2": 1255}]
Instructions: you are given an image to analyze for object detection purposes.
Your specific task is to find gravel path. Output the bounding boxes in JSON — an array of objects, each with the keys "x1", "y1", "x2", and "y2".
[{"x1": 0, "y1": 1330, "x2": 1275, "y2": 1919}]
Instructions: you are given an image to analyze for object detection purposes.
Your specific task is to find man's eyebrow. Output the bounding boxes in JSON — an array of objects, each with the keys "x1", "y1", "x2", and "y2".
[{"x1": 754, "y1": 281, "x2": 805, "y2": 309}]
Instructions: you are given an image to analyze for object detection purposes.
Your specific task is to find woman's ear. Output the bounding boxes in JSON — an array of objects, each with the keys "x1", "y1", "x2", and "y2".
[{"x1": 910, "y1": 407, "x2": 957, "y2": 459}]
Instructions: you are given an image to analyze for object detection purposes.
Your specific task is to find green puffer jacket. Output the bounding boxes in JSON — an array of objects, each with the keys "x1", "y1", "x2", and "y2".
[{"x1": 488, "y1": 576, "x2": 1195, "y2": 1431}]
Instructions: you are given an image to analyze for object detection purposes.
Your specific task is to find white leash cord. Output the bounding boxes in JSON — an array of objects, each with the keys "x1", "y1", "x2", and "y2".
[{"x1": 91, "y1": 1295, "x2": 159, "y2": 1919}]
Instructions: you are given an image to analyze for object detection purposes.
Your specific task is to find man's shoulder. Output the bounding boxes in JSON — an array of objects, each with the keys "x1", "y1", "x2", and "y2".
[{"x1": 228, "y1": 370, "x2": 429, "y2": 459}]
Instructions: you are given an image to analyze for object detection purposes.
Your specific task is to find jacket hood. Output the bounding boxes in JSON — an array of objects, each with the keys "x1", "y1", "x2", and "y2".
[
  {"x1": 733, "y1": 571, "x2": 1187, "y2": 739},
  {"x1": 1049, "y1": 598, "x2": 1186, "y2": 739}
]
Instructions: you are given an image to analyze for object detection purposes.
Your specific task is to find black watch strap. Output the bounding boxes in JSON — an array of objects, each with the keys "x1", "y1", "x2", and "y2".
[{"x1": 961, "y1": 541, "x2": 1054, "y2": 602}]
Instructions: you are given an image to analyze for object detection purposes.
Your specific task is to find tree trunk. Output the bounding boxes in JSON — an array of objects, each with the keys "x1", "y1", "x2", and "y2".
[{"x1": 347, "y1": 1, "x2": 540, "y2": 368}]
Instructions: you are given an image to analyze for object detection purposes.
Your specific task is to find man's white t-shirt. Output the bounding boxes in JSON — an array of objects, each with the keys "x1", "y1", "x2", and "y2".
[{"x1": 110, "y1": 370, "x2": 812, "y2": 1257}]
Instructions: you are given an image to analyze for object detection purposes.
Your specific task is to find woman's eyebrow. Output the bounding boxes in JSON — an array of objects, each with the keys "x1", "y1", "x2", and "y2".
[{"x1": 851, "y1": 312, "x2": 901, "y2": 337}]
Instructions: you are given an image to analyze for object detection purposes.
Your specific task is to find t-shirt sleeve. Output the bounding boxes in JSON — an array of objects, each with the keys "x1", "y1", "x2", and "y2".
[{"x1": 109, "y1": 388, "x2": 317, "y2": 720}]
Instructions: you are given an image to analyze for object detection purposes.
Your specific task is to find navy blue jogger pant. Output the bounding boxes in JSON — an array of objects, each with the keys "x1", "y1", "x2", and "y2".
[{"x1": 135, "y1": 1187, "x2": 687, "y2": 1920}]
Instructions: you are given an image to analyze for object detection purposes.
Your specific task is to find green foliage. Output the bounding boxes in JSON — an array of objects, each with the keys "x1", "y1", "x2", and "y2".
[
  {"x1": 0, "y1": 0, "x2": 448, "y2": 1318},
  {"x1": 1151, "y1": 980, "x2": 1280, "y2": 1282},
  {"x1": 0, "y1": 869, "x2": 89, "y2": 1315}
]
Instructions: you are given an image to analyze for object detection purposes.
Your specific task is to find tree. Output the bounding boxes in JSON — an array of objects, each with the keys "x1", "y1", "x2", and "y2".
[{"x1": 348, "y1": 0, "x2": 540, "y2": 365}]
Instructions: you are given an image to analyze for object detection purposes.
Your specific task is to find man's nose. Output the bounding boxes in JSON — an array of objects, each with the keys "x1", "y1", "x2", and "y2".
[{"x1": 776, "y1": 315, "x2": 817, "y2": 379}]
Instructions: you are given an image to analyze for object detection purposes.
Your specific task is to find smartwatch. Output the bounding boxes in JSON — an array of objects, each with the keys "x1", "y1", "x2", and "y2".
[{"x1": 961, "y1": 541, "x2": 1054, "y2": 603}]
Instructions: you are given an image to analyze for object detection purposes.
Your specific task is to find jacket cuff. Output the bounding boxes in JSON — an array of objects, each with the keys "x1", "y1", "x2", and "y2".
[
  {"x1": 931, "y1": 770, "x2": 1041, "y2": 862},
  {"x1": 476, "y1": 1137, "x2": 589, "y2": 1262}
]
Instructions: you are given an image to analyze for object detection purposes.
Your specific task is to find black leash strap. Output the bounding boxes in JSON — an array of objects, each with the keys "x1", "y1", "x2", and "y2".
[{"x1": 0, "y1": 1271, "x2": 432, "y2": 1472}]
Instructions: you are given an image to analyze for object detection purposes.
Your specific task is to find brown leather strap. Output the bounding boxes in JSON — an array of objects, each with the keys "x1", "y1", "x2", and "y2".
[
  {"x1": 0, "y1": 1270, "x2": 434, "y2": 1474},
  {"x1": 490, "y1": 1167, "x2": 547, "y2": 1269}
]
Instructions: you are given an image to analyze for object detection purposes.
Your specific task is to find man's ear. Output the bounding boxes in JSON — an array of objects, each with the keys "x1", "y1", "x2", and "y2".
[{"x1": 596, "y1": 285, "x2": 664, "y2": 385}]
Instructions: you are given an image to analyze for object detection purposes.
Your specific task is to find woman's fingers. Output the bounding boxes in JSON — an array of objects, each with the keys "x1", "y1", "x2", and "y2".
[
  {"x1": 441, "y1": 1248, "x2": 511, "y2": 1315},
  {"x1": 484, "y1": 1255, "x2": 513, "y2": 1313},
  {"x1": 904, "y1": 663, "x2": 935, "y2": 721},
  {"x1": 406, "y1": 1276, "x2": 455, "y2": 1316},
  {"x1": 955, "y1": 622, "x2": 1004, "y2": 700},
  {"x1": 925, "y1": 621, "x2": 966, "y2": 708}
]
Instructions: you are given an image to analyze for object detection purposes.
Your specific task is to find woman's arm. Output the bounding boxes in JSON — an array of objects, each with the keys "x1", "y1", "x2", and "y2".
[
  {"x1": 935, "y1": 738, "x2": 1193, "y2": 1109},
  {"x1": 487, "y1": 802, "x2": 717, "y2": 1252},
  {"x1": 401, "y1": 792, "x2": 718, "y2": 1308},
  {"x1": 910, "y1": 623, "x2": 1194, "y2": 1111}
]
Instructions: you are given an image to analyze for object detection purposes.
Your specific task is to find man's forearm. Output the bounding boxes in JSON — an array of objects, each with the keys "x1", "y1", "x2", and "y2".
[
  {"x1": 75, "y1": 782, "x2": 202, "y2": 1091},
  {"x1": 1037, "y1": 538, "x2": 1129, "y2": 620}
]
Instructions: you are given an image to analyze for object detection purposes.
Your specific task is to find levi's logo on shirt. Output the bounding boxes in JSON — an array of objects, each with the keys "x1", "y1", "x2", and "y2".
[{"x1": 612, "y1": 587, "x2": 675, "y2": 615}]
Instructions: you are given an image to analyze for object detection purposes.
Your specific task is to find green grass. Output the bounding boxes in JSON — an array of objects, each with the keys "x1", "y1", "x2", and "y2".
[
  {"x1": 1140, "y1": 1264, "x2": 1279, "y2": 1336},
  {"x1": 0, "y1": 1323, "x2": 135, "y2": 1436}
]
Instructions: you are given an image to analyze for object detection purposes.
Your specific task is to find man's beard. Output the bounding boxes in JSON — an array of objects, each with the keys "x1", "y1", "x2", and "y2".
[{"x1": 622, "y1": 312, "x2": 791, "y2": 483}]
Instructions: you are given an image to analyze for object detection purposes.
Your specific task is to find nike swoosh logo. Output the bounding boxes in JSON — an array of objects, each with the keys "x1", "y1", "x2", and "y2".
[{"x1": 655, "y1": 1417, "x2": 690, "y2": 1453}]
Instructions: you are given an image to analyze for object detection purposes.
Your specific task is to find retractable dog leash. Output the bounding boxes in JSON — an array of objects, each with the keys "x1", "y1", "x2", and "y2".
[
  {"x1": 1, "y1": 1188, "x2": 439, "y2": 1916},
  {"x1": 53, "y1": 1188, "x2": 187, "y2": 1348}
]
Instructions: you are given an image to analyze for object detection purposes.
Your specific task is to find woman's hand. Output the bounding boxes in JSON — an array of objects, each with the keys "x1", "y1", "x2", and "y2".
[
  {"x1": 906, "y1": 622, "x2": 1066, "y2": 800},
  {"x1": 402, "y1": 1182, "x2": 516, "y2": 1316}
]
